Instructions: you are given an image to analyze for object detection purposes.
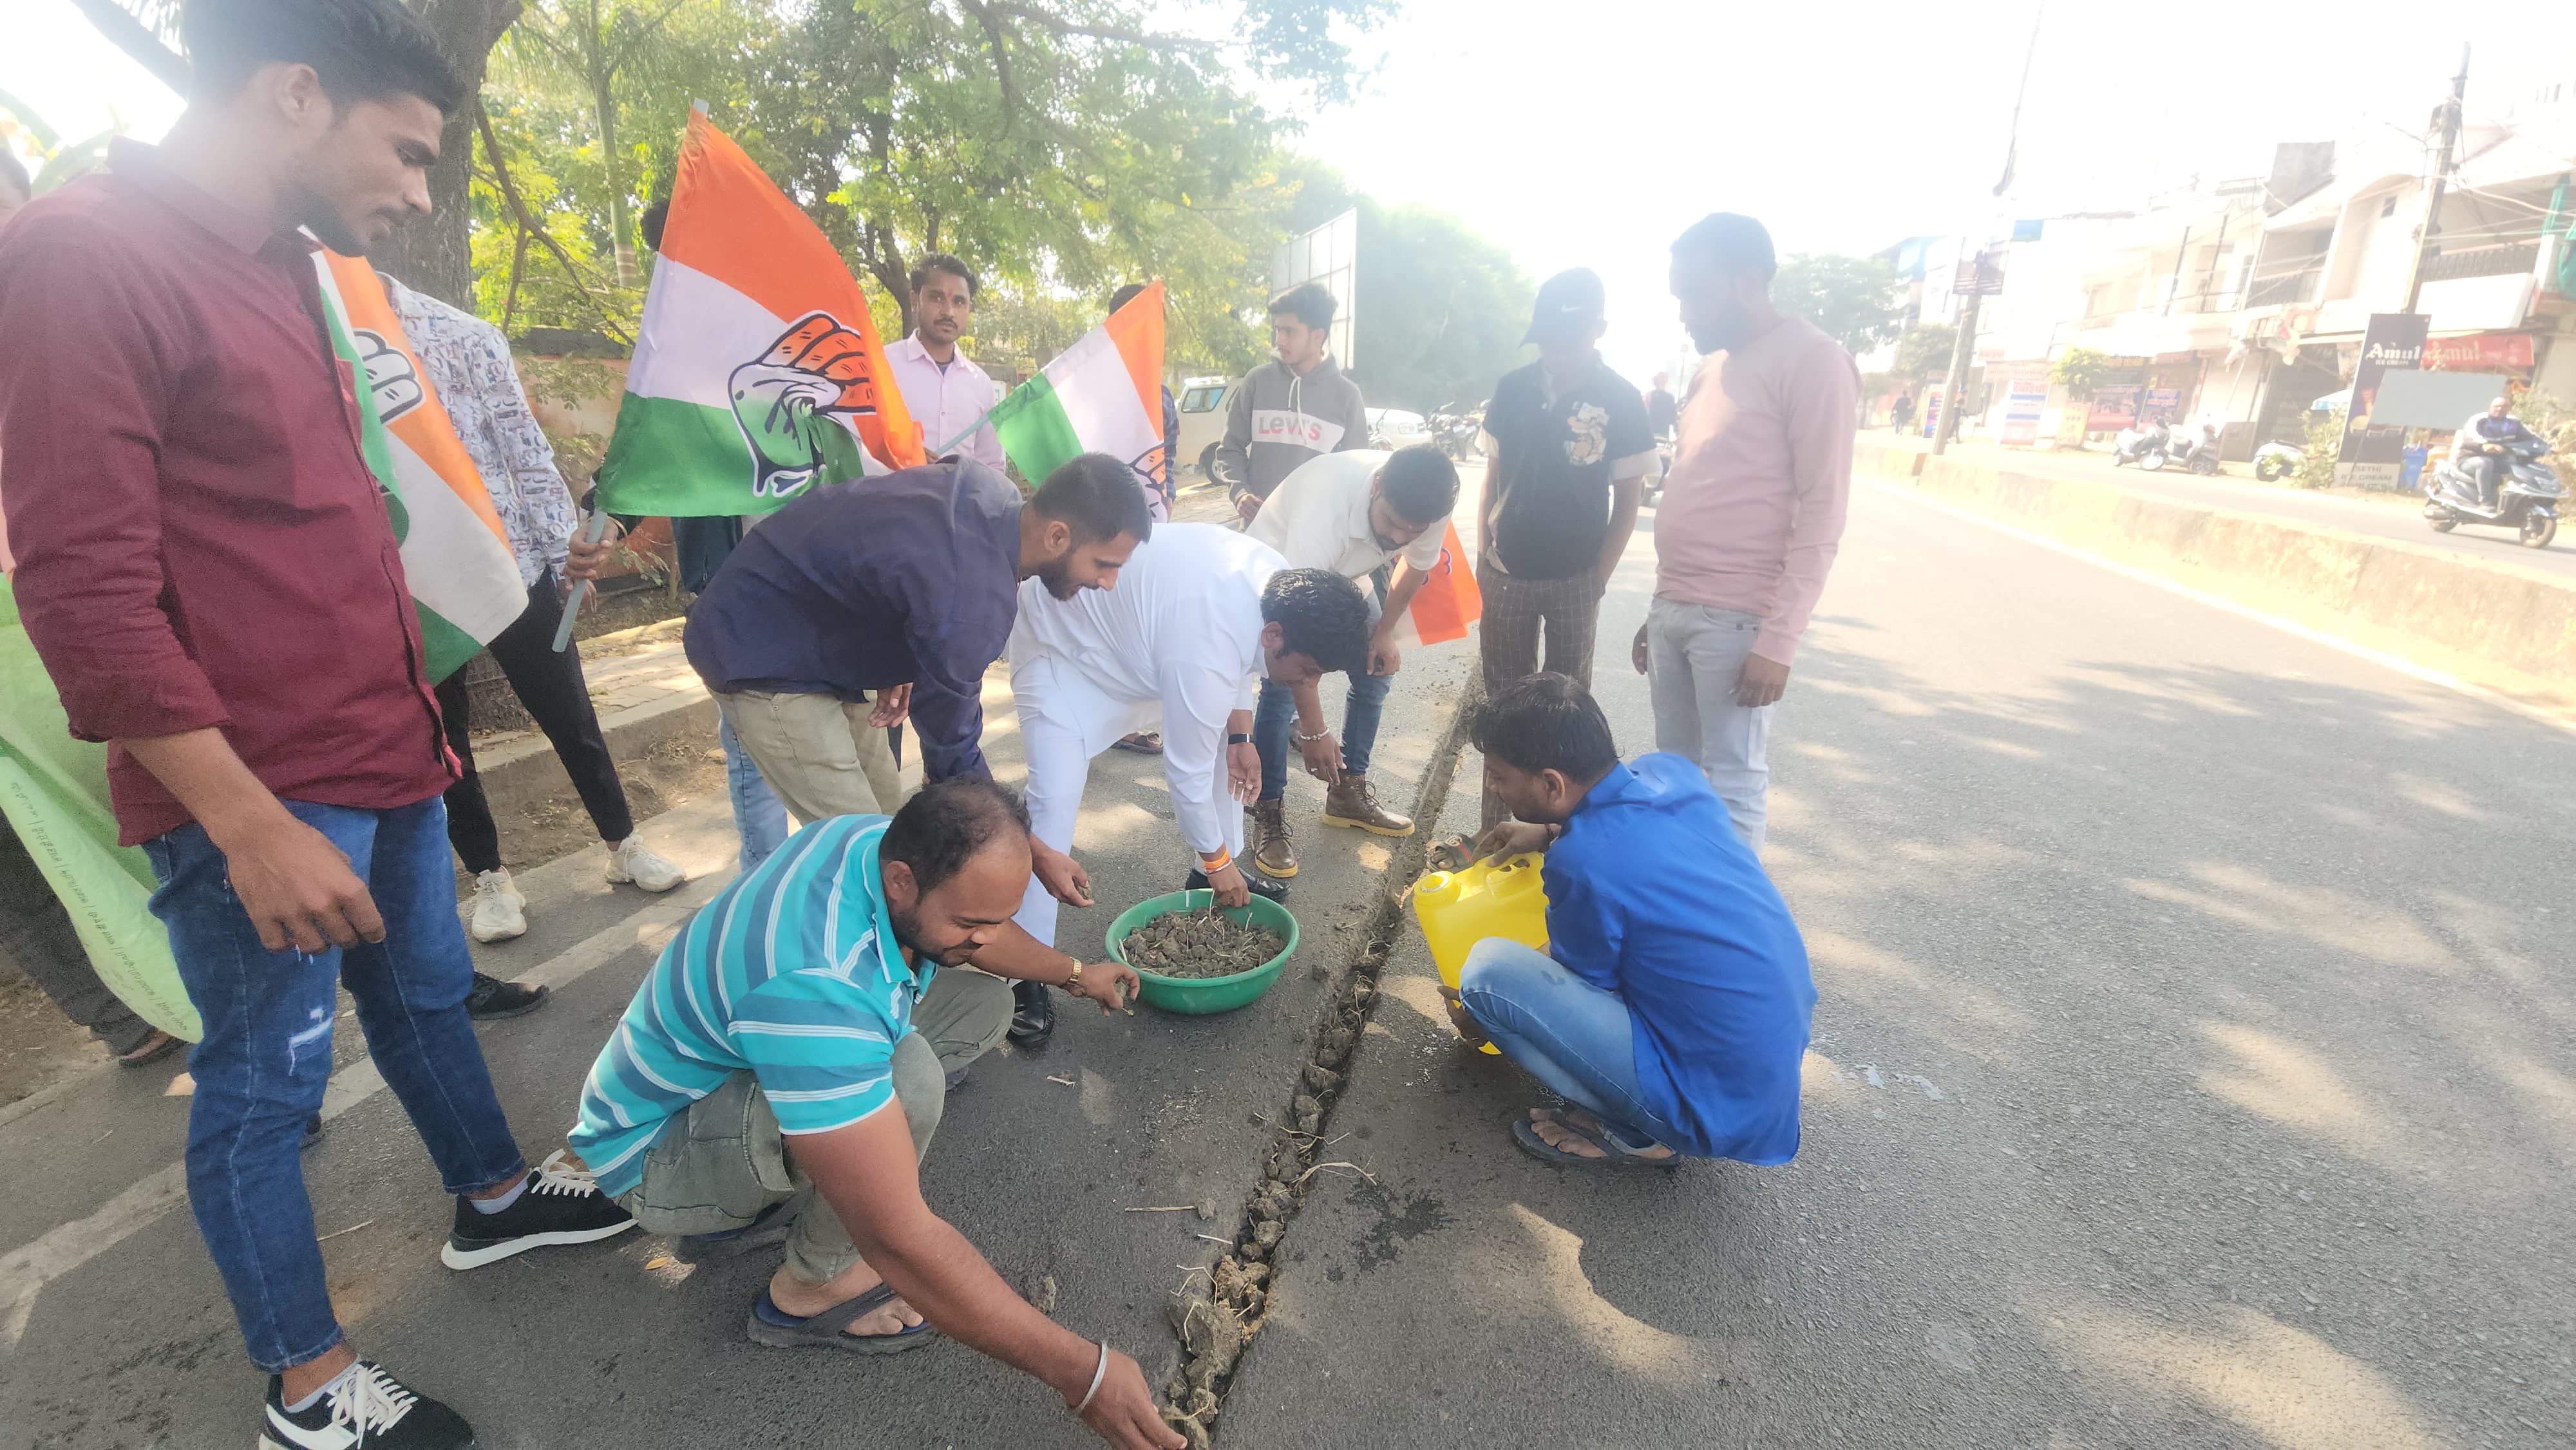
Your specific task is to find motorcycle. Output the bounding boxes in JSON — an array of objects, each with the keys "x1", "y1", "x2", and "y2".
[
  {"x1": 2252, "y1": 440, "x2": 2303, "y2": 483},
  {"x1": 1434, "y1": 411, "x2": 1482, "y2": 461},
  {"x1": 2424, "y1": 436, "x2": 2560, "y2": 549}
]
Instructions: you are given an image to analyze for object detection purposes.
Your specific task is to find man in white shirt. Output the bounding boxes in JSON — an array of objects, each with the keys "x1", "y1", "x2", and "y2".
[
  {"x1": 1007, "y1": 525, "x2": 1371, "y2": 945},
  {"x1": 886, "y1": 252, "x2": 1005, "y2": 469},
  {"x1": 1243, "y1": 446, "x2": 1459, "y2": 877}
]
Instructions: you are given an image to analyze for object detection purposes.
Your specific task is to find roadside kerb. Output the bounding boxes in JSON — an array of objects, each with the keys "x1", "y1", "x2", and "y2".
[
  {"x1": 1153, "y1": 675, "x2": 1481, "y2": 1448},
  {"x1": 1861, "y1": 440, "x2": 2576, "y2": 709}
]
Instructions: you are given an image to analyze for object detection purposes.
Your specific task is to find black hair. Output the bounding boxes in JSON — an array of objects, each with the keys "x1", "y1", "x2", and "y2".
[
  {"x1": 639, "y1": 198, "x2": 668, "y2": 252},
  {"x1": 909, "y1": 252, "x2": 978, "y2": 299},
  {"x1": 1108, "y1": 282, "x2": 1155, "y2": 314},
  {"x1": 0, "y1": 148, "x2": 29, "y2": 202},
  {"x1": 1377, "y1": 445, "x2": 1459, "y2": 525},
  {"x1": 1672, "y1": 212, "x2": 1777, "y2": 281},
  {"x1": 1028, "y1": 453, "x2": 1153, "y2": 545},
  {"x1": 1267, "y1": 281, "x2": 1336, "y2": 330},
  {"x1": 1471, "y1": 673, "x2": 1618, "y2": 782},
  {"x1": 1261, "y1": 567, "x2": 1370, "y2": 675},
  {"x1": 882, "y1": 777, "x2": 1031, "y2": 898},
  {"x1": 182, "y1": 0, "x2": 464, "y2": 113}
]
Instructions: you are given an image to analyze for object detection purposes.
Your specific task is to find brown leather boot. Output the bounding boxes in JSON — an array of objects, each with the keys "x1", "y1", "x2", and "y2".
[
  {"x1": 1253, "y1": 798, "x2": 1298, "y2": 878},
  {"x1": 1320, "y1": 771, "x2": 1414, "y2": 837}
]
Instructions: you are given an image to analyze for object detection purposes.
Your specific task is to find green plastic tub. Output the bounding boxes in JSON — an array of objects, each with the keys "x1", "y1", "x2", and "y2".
[{"x1": 1105, "y1": 889, "x2": 1299, "y2": 1015}]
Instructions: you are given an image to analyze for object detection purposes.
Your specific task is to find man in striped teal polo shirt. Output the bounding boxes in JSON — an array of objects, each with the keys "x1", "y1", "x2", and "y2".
[{"x1": 568, "y1": 780, "x2": 1179, "y2": 1448}]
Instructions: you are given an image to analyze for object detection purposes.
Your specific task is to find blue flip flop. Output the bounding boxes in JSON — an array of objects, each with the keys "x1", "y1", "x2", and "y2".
[
  {"x1": 746, "y1": 1283, "x2": 937, "y2": 1354},
  {"x1": 1511, "y1": 1109, "x2": 1681, "y2": 1170}
]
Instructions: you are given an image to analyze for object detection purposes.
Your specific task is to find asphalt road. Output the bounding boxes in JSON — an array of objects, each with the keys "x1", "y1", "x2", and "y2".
[
  {"x1": 1922, "y1": 438, "x2": 2576, "y2": 579},
  {"x1": 1222, "y1": 485, "x2": 2576, "y2": 1448},
  {"x1": 5, "y1": 480, "x2": 2571, "y2": 1448}
]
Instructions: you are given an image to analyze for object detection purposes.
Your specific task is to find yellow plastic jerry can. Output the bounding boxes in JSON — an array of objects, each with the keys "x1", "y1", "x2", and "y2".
[{"x1": 1409, "y1": 853, "x2": 1548, "y2": 1054}]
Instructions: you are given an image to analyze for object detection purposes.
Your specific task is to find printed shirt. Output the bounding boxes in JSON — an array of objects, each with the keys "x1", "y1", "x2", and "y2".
[
  {"x1": 383, "y1": 278, "x2": 577, "y2": 588},
  {"x1": 1009, "y1": 522, "x2": 1279, "y2": 857},
  {"x1": 1544, "y1": 755, "x2": 1817, "y2": 1163},
  {"x1": 571, "y1": 815, "x2": 928, "y2": 1198},
  {"x1": 685, "y1": 459, "x2": 1021, "y2": 784},
  {"x1": 1652, "y1": 316, "x2": 1859, "y2": 665},
  {"x1": 0, "y1": 140, "x2": 452, "y2": 845},
  {"x1": 887, "y1": 333, "x2": 1005, "y2": 470},
  {"x1": 1479, "y1": 355, "x2": 1654, "y2": 580},
  {"x1": 1247, "y1": 449, "x2": 1448, "y2": 581}
]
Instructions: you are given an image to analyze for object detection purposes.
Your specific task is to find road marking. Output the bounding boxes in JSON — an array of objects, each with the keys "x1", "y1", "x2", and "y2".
[
  {"x1": 0, "y1": 874, "x2": 722, "y2": 1352},
  {"x1": 1867, "y1": 479, "x2": 2576, "y2": 740}
]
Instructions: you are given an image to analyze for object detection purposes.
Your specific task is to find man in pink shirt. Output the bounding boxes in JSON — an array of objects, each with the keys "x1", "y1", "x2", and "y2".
[
  {"x1": 886, "y1": 252, "x2": 1006, "y2": 469},
  {"x1": 1632, "y1": 214, "x2": 1857, "y2": 851}
]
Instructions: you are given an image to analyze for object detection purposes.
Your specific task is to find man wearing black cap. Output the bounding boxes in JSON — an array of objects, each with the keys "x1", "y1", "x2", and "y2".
[{"x1": 1473, "y1": 268, "x2": 1654, "y2": 829}]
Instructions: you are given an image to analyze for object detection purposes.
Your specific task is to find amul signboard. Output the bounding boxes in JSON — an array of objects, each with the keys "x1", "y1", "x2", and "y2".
[{"x1": 2334, "y1": 313, "x2": 2429, "y2": 490}]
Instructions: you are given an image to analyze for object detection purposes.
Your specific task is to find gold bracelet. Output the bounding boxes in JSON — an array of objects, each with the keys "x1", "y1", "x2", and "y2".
[{"x1": 1063, "y1": 959, "x2": 1084, "y2": 994}]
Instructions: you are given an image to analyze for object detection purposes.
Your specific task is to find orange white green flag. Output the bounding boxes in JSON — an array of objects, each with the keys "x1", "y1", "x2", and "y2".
[
  {"x1": 987, "y1": 281, "x2": 1167, "y2": 491},
  {"x1": 310, "y1": 250, "x2": 524, "y2": 683},
  {"x1": 600, "y1": 109, "x2": 923, "y2": 516}
]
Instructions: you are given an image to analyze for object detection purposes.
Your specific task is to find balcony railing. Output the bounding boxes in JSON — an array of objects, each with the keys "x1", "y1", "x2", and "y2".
[
  {"x1": 2246, "y1": 267, "x2": 2323, "y2": 308},
  {"x1": 2422, "y1": 242, "x2": 2541, "y2": 283}
]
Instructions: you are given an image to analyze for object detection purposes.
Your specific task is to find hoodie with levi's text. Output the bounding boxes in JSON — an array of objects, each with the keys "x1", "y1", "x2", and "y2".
[{"x1": 1212, "y1": 355, "x2": 1370, "y2": 505}]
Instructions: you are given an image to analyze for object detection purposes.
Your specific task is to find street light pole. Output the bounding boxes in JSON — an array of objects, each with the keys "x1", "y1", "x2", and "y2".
[
  {"x1": 1933, "y1": 0, "x2": 2045, "y2": 458},
  {"x1": 2401, "y1": 44, "x2": 2470, "y2": 315}
]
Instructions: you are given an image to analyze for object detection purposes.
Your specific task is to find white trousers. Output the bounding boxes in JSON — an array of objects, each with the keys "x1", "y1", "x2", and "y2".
[
  {"x1": 1009, "y1": 651, "x2": 1245, "y2": 945},
  {"x1": 1645, "y1": 596, "x2": 1773, "y2": 851}
]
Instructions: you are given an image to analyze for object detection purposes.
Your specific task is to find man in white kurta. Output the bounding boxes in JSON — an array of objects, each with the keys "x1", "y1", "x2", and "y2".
[{"x1": 1008, "y1": 522, "x2": 1370, "y2": 944}]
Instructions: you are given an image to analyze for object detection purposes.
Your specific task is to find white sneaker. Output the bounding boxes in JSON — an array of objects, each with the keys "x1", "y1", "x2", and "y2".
[
  {"x1": 606, "y1": 836, "x2": 685, "y2": 893},
  {"x1": 467, "y1": 870, "x2": 526, "y2": 943}
]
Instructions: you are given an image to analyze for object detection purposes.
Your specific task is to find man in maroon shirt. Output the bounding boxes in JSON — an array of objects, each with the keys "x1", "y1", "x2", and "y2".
[{"x1": 0, "y1": 4, "x2": 630, "y2": 1446}]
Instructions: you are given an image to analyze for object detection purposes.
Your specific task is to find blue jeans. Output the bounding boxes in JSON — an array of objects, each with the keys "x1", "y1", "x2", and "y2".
[
  {"x1": 1253, "y1": 670, "x2": 1391, "y2": 801},
  {"x1": 143, "y1": 798, "x2": 526, "y2": 1371},
  {"x1": 1457, "y1": 937, "x2": 1685, "y2": 1151},
  {"x1": 720, "y1": 710, "x2": 790, "y2": 872}
]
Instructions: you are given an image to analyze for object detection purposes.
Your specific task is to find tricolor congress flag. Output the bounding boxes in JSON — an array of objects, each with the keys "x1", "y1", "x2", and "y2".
[
  {"x1": 989, "y1": 281, "x2": 1167, "y2": 492},
  {"x1": 312, "y1": 252, "x2": 525, "y2": 682},
  {"x1": 600, "y1": 109, "x2": 923, "y2": 516}
]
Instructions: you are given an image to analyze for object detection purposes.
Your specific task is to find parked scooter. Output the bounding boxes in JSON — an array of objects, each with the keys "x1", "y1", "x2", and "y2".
[
  {"x1": 2112, "y1": 417, "x2": 2172, "y2": 468},
  {"x1": 2424, "y1": 435, "x2": 2561, "y2": 548},
  {"x1": 2171, "y1": 420, "x2": 2223, "y2": 476},
  {"x1": 2252, "y1": 440, "x2": 2303, "y2": 482}
]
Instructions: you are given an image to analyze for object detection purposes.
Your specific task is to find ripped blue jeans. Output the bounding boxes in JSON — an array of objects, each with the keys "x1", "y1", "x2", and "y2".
[{"x1": 144, "y1": 797, "x2": 524, "y2": 1371}]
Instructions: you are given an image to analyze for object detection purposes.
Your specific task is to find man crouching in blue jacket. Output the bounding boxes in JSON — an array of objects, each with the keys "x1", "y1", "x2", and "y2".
[{"x1": 1441, "y1": 673, "x2": 1816, "y2": 1168}]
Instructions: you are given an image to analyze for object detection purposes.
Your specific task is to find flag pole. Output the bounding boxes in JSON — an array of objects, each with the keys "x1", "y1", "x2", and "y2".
[{"x1": 551, "y1": 511, "x2": 611, "y2": 652}]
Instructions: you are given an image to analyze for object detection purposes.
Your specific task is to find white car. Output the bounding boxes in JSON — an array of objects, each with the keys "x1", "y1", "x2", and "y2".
[
  {"x1": 1176, "y1": 375, "x2": 1234, "y2": 478},
  {"x1": 1367, "y1": 408, "x2": 1432, "y2": 451}
]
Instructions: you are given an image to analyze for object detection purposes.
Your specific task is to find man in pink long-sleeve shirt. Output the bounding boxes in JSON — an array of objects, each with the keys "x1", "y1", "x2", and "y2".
[{"x1": 1632, "y1": 214, "x2": 1858, "y2": 850}]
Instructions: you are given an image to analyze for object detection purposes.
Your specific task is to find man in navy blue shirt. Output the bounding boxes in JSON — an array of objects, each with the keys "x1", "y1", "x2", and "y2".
[
  {"x1": 583, "y1": 453, "x2": 1150, "y2": 1045},
  {"x1": 1441, "y1": 673, "x2": 1815, "y2": 1167}
]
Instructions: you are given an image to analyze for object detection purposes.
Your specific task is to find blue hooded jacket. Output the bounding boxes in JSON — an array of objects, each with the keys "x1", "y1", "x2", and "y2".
[{"x1": 1544, "y1": 753, "x2": 1817, "y2": 1162}]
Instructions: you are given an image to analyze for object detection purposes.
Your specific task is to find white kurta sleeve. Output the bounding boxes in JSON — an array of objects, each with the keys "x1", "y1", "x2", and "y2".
[{"x1": 1158, "y1": 656, "x2": 1249, "y2": 858}]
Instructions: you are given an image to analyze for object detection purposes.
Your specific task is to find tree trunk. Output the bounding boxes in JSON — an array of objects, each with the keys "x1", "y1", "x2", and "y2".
[
  {"x1": 373, "y1": 0, "x2": 526, "y2": 306},
  {"x1": 596, "y1": 71, "x2": 637, "y2": 287}
]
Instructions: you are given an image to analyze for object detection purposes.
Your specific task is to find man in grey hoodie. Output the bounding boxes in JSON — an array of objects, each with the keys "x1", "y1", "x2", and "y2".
[{"x1": 1215, "y1": 282, "x2": 1371, "y2": 522}]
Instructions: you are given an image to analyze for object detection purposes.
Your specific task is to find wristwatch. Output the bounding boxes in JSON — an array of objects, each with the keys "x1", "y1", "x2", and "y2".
[{"x1": 1226, "y1": 732, "x2": 1253, "y2": 745}]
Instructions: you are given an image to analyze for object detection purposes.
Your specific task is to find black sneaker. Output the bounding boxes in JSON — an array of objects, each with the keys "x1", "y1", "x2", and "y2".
[
  {"x1": 464, "y1": 974, "x2": 548, "y2": 1021},
  {"x1": 1007, "y1": 978, "x2": 1056, "y2": 1048},
  {"x1": 440, "y1": 1151, "x2": 635, "y2": 1270},
  {"x1": 259, "y1": 1361, "x2": 473, "y2": 1449},
  {"x1": 1186, "y1": 868, "x2": 1290, "y2": 905}
]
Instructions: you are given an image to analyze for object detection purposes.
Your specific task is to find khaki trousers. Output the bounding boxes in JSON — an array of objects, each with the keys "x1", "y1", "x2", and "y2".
[
  {"x1": 612, "y1": 968, "x2": 1012, "y2": 1285},
  {"x1": 715, "y1": 689, "x2": 906, "y2": 825}
]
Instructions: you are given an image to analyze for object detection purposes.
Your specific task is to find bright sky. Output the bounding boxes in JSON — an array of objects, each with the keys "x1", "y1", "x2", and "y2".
[{"x1": 10, "y1": 0, "x2": 2575, "y2": 384}]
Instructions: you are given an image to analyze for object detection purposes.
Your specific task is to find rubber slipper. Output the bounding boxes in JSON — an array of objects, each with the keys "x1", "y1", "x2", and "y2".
[
  {"x1": 1111, "y1": 731, "x2": 1164, "y2": 755},
  {"x1": 1537, "y1": 1106, "x2": 1683, "y2": 1164},
  {"x1": 1425, "y1": 833, "x2": 1477, "y2": 873},
  {"x1": 746, "y1": 1283, "x2": 936, "y2": 1354},
  {"x1": 675, "y1": 1197, "x2": 800, "y2": 1263},
  {"x1": 117, "y1": 1030, "x2": 183, "y2": 1068},
  {"x1": 1511, "y1": 1112, "x2": 1680, "y2": 1171}
]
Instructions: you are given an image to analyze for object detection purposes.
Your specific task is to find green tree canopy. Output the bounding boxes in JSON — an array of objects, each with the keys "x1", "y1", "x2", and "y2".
[
  {"x1": 1895, "y1": 323, "x2": 1956, "y2": 381},
  {"x1": 1774, "y1": 254, "x2": 1904, "y2": 356},
  {"x1": 1346, "y1": 200, "x2": 1534, "y2": 413}
]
